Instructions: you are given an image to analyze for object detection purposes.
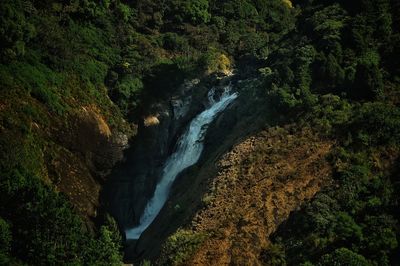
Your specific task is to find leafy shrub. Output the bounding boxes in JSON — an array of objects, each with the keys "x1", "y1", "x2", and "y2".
[
  {"x1": 116, "y1": 3, "x2": 132, "y2": 23},
  {"x1": 349, "y1": 50, "x2": 383, "y2": 100},
  {"x1": 0, "y1": 0, "x2": 36, "y2": 61},
  {"x1": 30, "y1": 86, "x2": 65, "y2": 115},
  {"x1": 171, "y1": 0, "x2": 211, "y2": 25},
  {"x1": 0, "y1": 218, "x2": 12, "y2": 264},
  {"x1": 260, "y1": 243, "x2": 287, "y2": 266},
  {"x1": 73, "y1": 57, "x2": 109, "y2": 85},
  {"x1": 317, "y1": 248, "x2": 370, "y2": 266},
  {"x1": 199, "y1": 49, "x2": 232, "y2": 74},
  {"x1": 0, "y1": 168, "x2": 123, "y2": 265},
  {"x1": 159, "y1": 229, "x2": 206, "y2": 265},
  {"x1": 310, "y1": 94, "x2": 352, "y2": 135},
  {"x1": 111, "y1": 75, "x2": 143, "y2": 115},
  {"x1": 349, "y1": 102, "x2": 400, "y2": 147},
  {"x1": 163, "y1": 32, "x2": 190, "y2": 52}
]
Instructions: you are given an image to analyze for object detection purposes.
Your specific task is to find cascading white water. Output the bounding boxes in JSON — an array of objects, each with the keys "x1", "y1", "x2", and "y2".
[{"x1": 126, "y1": 85, "x2": 238, "y2": 240}]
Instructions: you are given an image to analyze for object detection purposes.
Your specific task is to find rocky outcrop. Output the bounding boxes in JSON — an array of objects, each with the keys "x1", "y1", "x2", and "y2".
[
  {"x1": 124, "y1": 77, "x2": 272, "y2": 261},
  {"x1": 74, "y1": 106, "x2": 130, "y2": 178},
  {"x1": 108, "y1": 74, "x2": 290, "y2": 263},
  {"x1": 102, "y1": 76, "x2": 229, "y2": 230},
  {"x1": 50, "y1": 105, "x2": 133, "y2": 221}
]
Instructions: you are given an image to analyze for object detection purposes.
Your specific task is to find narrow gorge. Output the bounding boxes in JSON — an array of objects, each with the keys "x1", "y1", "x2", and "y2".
[
  {"x1": 125, "y1": 84, "x2": 237, "y2": 240},
  {"x1": 102, "y1": 74, "x2": 260, "y2": 261},
  {"x1": 1, "y1": 0, "x2": 399, "y2": 265}
]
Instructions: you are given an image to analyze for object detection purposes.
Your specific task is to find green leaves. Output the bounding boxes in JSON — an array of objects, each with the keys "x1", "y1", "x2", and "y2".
[
  {"x1": 317, "y1": 248, "x2": 370, "y2": 266},
  {"x1": 170, "y1": 0, "x2": 211, "y2": 24},
  {"x1": 308, "y1": 4, "x2": 348, "y2": 50},
  {"x1": 0, "y1": 218, "x2": 12, "y2": 265},
  {"x1": 0, "y1": 0, "x2": 36, "y2": 61},
  {"x1": 0, "y1": 168, "x2": 123, "y2": 265},
  {"x1": 111, "y1": 75, "x2": 143, "y2": 115},
  {"x1": 116, "y1": 3, "x2": 132, "y2": 23},
  {"x1": 349, "y1": 102, "x2": 400, "y2": 147},
  {"x1": 159, "y1": 229, "x2": 206, "y2": 265}
]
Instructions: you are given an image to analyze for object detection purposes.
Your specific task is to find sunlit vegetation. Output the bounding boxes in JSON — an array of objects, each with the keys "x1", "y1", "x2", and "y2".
[
  {"x1": 0, "y1": 0, "x2": 399, "y2": 264},
  {"x1": 158, "y1": 229, "x2": 206, "y2": 265}
]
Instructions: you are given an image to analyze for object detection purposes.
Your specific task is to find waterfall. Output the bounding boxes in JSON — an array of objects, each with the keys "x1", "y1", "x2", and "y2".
[{"x1": 125, "y1": 85, "x2": 238, "y2": 240}]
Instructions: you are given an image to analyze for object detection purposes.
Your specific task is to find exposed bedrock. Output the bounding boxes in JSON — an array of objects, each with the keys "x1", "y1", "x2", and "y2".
[{"x1": 102, "y1": 75, "x2": 238, "y2": 231}]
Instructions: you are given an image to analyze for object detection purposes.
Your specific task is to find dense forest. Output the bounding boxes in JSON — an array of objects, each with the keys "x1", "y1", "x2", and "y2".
[{"x1": 0, "y1": 0, "x2": 399, "y2": 265}]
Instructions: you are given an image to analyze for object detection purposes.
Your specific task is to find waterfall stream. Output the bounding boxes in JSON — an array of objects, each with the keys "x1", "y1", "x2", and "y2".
[{"x1": 125, "y1": 85, "x2": 238, "y2": 240}]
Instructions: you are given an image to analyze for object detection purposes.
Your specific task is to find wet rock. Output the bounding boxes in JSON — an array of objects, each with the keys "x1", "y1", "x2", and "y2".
[{"x1": 103, "y1": 77, "x2": 213, "y2": 230}]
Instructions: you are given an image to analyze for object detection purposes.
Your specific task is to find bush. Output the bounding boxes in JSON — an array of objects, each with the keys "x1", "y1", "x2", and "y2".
[
  {"x1": 0, "y1": 168, "x2": 123, "y2": 265},
  {"x1": 159, "y1": 229, "x2": 206, "y2": 265},
  {"x1": 30, "y1": 87, "x2": 65, "y2": 115},
  {"x1": 0, "y1": 0, "x2": 36, "y2": 61},
  {"x1": 111, "y1": 75, "x2": 143, "y2": 115},
  {"x1": 317, "y1": 248, "x2": 370, "y2": 266},
  {"x1": 349, "y1": 102, "x2": 400, "y2": 147},
  {"x1": 116, "y1": 3, "x2": 132, "y2": 23},
  {"x1": 0, "y1": 218, "x2": 12, "y2": 264},
  {"x1": 163, "y1": 33, "x2": 190, "y2": 52},
  {"x1": 72, "y1": 57, "x2": 109, "y2": 85},
  {"x1": 260, "y1": 243, "x2": 287, "y2": 266},
  {"x1": 199, "y1": 49, "x2": 232, "y2": 74},
  {"x1": 350, "y1": 51, "x2": 383, "y2": 100},
  {"x1": 171, "y1": 0, "x2": 211, "y2": 25}
]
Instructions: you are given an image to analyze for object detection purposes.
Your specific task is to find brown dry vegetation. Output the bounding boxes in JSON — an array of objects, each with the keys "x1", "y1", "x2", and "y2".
[{"x1": 183, "y1": 126, "x2": 333, "y2": 265}]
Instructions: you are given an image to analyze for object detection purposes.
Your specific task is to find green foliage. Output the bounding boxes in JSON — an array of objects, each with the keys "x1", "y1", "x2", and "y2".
[
  {"x1": 270, "y1": 140, "x2": 399, "y2": 265},
  {"x1": 116, "y1": 3, "x2": 132, "y2": 23},
  {"x1": 1, "y1": 60, "x2": 66, "y2": 114},
  {"x1": 317, "y1": 248, "x2": 370, "y2": 266},
  {"x1": 171, "y1": 0, "x2": 211, "y2": 24},
  {"x1": 260, "y1": 243, "x2": 287, "y2": 266},
  {"x1": 269, "y1": 84, "x2": 302, "y2": 112},
  {"x1": 334, "y1": 212, "x2": 362, "y2": 242},
  {"x1": 220, "y1": 0, "x2": 258, "y2": 20},
  {"x1": 73, "y1": 57, "x2": 109, "y2": 85},
  {"x1": 30, "y1": 86, "x2": 66, "y2": 115},
  {"x1": 349, "y1": 102, "x2": 400, "y2": 147},
  {"x1": 0, "y1": 167, "x2": 123, "y2": 265},
  {"x1": 307, "y1": 4, "x2": 348, "y2": 51},
  {"x1": 350, "y1": 51, "x2": 383, "y2": 100},
  {"x1": 0, "y1": 0, "x2": 399, "y2": 264},
  {"x1": 0, "y1": 218, "x2": 12, "y2": 264},
  {"x1": 309, "y1": 94, "x2": 352, "y2": 135},
  {"x1": 111, "y1": 75, "x2": 143, "y2": 115},
  {"x1": 163, "y1": 32, "x2": 190, "y2": 52},
  {"x1": 362, "y1": 215, "x2": 398, "y2": 256},
  {"x1": 199, "y1": 48, "x2": 232, "y2": 74},
  {"x1": 0, "y1": 0, "x2": 36, "y2": 61},
  {"x1": 159, "y1": 229, "x2": 206, "y2": 265},
  {"x1": 83, "y1": 225, "x2": 123, "y2": 265}
]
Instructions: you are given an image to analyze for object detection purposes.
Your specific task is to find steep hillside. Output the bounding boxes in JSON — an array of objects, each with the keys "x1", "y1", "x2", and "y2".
[
  {"x1": 0, "y1": 0, "x2": 295, "y2": 264},
  {"x1": 1, "y1": 0, "x2": 399, "y2": 265},
  {"x1": 159, "y1": 126, "x2": 333, "y2": 265},
  {"x1": 155, "y1": 0, "x2": 400, "y2": 265}
]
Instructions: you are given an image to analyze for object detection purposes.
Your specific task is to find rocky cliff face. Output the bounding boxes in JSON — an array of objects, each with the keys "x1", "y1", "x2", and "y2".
[
  {"x1": 106, "y1": 73, "x2": 319, "y2": 263},
  {"x1": 119, "y1": 77, "x2": 273, "y2": 261},
  {"x1": 102, "y1": 75, "x2": 235, "y2": 230},
  {"x1": 48, "y1": 105, "x2": 133, "y2": 222}
]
